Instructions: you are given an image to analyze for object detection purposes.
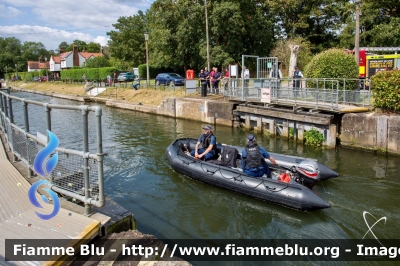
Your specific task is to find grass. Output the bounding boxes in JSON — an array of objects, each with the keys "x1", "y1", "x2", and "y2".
[{"x1": 9, "y1": 81, "x2": 224, "y2": 106}]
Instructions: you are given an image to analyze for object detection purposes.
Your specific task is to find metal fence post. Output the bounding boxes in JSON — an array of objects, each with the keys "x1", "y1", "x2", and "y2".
[
  {"x1": 82, "y1": 106, "x2": 91, "y2": 216},
  {"x1": 94, "y1": 106, "x2": 105, "y2": 207}
]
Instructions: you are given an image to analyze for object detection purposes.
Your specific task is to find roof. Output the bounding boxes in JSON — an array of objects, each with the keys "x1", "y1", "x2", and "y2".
[
  {"x1": 79, "y1": 52, "x2": 103, "y2": 59},
  {"x1": 52, "y1": 55, "x2": 61, "y2": 64},
  {"x1": 27, "y1": 61, "x2": 49, "y2": 69},
  {"x1": 59, "y1": 51, "x2": 73, "y2": 61}
]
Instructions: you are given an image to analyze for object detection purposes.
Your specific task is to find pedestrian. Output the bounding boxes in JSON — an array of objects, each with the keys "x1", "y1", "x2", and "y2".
[
  {"x1": 209, "y1": 67, "x2": 215, "y2": 93},
  {"x1": 212, "y1": 68, "x2": 221, "y2": 93},
  {"x1": 190, "y1": 125, "x2": 217, "y2": 161},
  {"x1": 82, "y1": 74, "x2": 87, "y2": 82},
  {"x1": 222, "y1": 68, "x2": 230, "y2": 90},
  {"x1": 293, "y1": 66, "x2": 304, "y2": 97},
  {"x1": 243, "y1": 66, "x2": 250, "y2": 88},
  {"x1": 269, "y1": 63, "x2": 282, "y2": 98},
  {"x1": 132, "y1": 75, "x2": 140, "y2": 90},
  {"x1": 241, "y1": 134, "x2": 278, "y2": 178}
]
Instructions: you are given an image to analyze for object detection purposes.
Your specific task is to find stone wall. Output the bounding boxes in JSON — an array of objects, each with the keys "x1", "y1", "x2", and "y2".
[{"x1": 341, "y1": 113, "x2": 400, "y2": 154}]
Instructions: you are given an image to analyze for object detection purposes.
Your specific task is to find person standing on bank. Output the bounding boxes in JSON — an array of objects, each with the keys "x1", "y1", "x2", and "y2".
[
  {"x1": 241, "y1": 134, "x2": 278, "y2": 178},
  {"x1": 269, "y1": 63, "x2": 282, "y2": 98},
  {"x1": 243, "y1": 66, "x2": 250, "y2": 88},
  {"x1": 190, "y1": 125, "x2": 217, "y2": 160},
  {"x1": 292, "y1": 66, "x2": 304, "y2": 97}
]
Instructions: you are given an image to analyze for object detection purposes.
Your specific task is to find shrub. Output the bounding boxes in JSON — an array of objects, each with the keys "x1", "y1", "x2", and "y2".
[
  {"x1": 61, "y1": 67, "x2": 118, "y2": 81},
  {"x1": 138, "y1": 64, "x2": 175, "y2": 79},
  {"x1": 371, "y1": 69, "x2": 400, "y2": 112},
  {"x1": 304, "y1": 48, "x2": 359, "y2": 90},
  {"x1": 304, "y1": 128, "x2": 324, "y2": 147}
]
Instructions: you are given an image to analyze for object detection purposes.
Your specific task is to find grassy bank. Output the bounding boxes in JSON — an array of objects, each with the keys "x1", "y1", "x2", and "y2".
[{"x1": 10, "y1": 81, "x2": 224, "y2": 106}]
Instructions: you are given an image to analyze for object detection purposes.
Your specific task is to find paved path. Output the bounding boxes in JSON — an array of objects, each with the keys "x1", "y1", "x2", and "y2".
[{"x1": 0, "y1": 138, "x2": 101, "y2": 265}]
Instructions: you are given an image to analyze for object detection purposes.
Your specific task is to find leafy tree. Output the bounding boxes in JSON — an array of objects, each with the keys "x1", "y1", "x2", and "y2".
[
  {"x1": 86, "y1": 42, "x2": 101, "y2": 53},
  {"x1": 21, "y1": 41, "x2": 49, "y2": 62},
  {"x1": 58, "y1": 41, "x2": 69, "y2": 53},
  {"x1": 67, "y1": 40, "x2": 87, "y2": 52},
  {"x1": 107, "y1": 10, "x2": 147, "y2": 67},
  {"x1": 0, "y1": 37, "x2": 24, "y2": 76},
  {"x1": 84, "y1": 56, "x2": 111, "y2": 68},
  {"x1": 266, "y1": 0, "x2": 349, "y2": 53}
]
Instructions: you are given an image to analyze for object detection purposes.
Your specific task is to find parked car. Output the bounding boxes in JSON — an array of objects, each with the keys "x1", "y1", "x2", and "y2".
[
  {"x1": 33, "y1": 77, "x2": 39, "y2": 82},
  {"x1": 39, "y1": 76, "x2": 47, "y2": 82},
  {"x1": 117, "y1": 72, "x2": 136, "y2": 82},
  {"x1": 155, "y1": 73, "x2": 185, "y2": 86}
]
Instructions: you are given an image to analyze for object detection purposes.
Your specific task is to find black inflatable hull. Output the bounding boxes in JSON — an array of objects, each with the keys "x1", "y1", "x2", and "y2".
[{"x1": 166, "y1": 138, "x2": 331, "y2": 211}]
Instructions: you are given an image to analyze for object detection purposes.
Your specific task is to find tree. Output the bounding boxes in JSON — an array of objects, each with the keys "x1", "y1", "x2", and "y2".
[
  {"x1": 84, "y1": 56, "x2": 111, "y2": 68},
  {"x1": 86, "y1": 42, "x2": 101, "y2": 53},
  {"x1": 0, "y1": 37, "x2": 23, "y2": 76},
  {"x1": 339, "y1": 0, "x2": 400, "y2": 49},
  {"x1": 58, "y1": 41, "x2": 69, "y2": 53},
  {"x1": 265, "y1": 0, "x2": 349, "y2": 53},
  {"x1": 21, "y1": 41, "x2": 49, "y2": 62},
  {"x1": 67, "y1": 40, "x2": 87, "y2": 52},
  {"x1": 107, "y1": 10, "x2": 147, "y2": 68}
]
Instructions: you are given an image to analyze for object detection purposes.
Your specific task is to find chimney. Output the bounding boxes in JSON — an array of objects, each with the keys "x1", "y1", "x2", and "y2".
[{"x1": 73, "y1": 44, "x2": 79, "y2": 67}]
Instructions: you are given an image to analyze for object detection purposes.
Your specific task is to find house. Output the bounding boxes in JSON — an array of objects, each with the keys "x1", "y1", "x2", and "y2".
[
  {"x1": 55, "y1": 45, "x2": 103, "y2": 70},
  {"x1": 27, "y1": 61, "x2": 49, "y2": 72}
]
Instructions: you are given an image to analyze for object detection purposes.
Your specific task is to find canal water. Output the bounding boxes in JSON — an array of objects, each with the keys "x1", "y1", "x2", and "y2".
[{"x1": 9, "y1": 91, "x2": 400, "y2": 265}]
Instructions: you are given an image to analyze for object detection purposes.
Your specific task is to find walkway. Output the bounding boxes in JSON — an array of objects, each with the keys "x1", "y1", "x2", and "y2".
[{"x1": 0, "y1": 136, "x2": 106, "y2": 265}]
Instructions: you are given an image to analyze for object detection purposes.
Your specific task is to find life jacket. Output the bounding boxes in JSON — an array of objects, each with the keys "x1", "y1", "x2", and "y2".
[
  {"x1": 293, "y1": 70, "x2": 301, "y2": 79},
  {"x1": 200, "y1": 132, "x2": 216, "y2": 151},
  {"x1": 244, "y1": 141, "x2": 264, "y2": 169},
  {"x1": 279, "y1": 172, "x2": 291, "y2": 183}
]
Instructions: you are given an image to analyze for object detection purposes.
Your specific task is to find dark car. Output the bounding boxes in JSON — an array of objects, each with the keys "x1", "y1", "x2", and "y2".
[
  {"x1": 33, "y1": 77, "x2": 39, "y2": 82},
  {"x1": 117, "y1": 72, "x2": 136, "y2": 82},
  {"x1": 155, "y1": 73, "x2": 185, "y2": 86}
]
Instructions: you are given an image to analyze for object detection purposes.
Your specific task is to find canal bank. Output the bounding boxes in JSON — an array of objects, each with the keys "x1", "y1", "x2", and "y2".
[{"x1": 9, "y1": 86, "x2": 400, "y2": 155}]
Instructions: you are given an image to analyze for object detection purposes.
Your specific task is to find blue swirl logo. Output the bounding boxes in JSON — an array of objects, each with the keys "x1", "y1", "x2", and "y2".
[{"x1": 28, "y1": 130, "x2": 60, "y2": 220}]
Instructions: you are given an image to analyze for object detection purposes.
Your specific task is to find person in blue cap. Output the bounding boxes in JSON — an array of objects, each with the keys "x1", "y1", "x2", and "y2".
[
  {"x1": 191, "y1": 125, "x2": 217, "y2": 160},
  {"x1": 241, "y1": 134, "x2": 278, "y2": 178}
]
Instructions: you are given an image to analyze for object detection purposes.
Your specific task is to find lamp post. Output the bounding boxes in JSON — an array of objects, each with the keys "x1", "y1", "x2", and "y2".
[
  {"x1": 45, "y1": 57, "x2": 49, "y2": 81},
  {"x1": 205, "y1": 0, "x2": 210, "y2": 71},
  {"x1": 15, "y1": 64, "x2": 18, "y2": 82},
  {"x1": 144, "y1": 32, "x2": 150, "y2": 88},
  {"x1": 354, "y1": 0, "x2": 361, "y2": 65},
  {"x1": 5, "y1": 66, "x2": 7, "y2": 81}
]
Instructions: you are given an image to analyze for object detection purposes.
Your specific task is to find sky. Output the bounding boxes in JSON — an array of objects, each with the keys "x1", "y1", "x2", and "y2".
[{"x1": 0, "y1": 0, "x2": 155, "y2": 51}]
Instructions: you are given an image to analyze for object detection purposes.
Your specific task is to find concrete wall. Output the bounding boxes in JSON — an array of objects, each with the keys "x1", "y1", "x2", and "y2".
[
  {"x1": 158, "y1": 98, "x2": 234, "y2": 126},
  {"x1": 341, "y1": 113, "x2": 400, "y2": 154}
]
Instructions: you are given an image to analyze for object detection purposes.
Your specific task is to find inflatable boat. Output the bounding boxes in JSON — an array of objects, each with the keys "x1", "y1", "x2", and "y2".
[{"x1": 165, "y1": 138, "x2": 338, "y2": 211}]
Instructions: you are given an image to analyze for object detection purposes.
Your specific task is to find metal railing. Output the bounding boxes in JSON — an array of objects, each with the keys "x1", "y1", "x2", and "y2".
[
  {"x1": 0, "y1": 88, "x2": 105, "y2": 215},
  {"x1": 222, "y1": 77, "x2": 372, "y2": 108}
]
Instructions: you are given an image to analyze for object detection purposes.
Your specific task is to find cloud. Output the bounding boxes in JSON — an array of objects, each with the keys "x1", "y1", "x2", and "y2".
[
  {"x1": 0, "y1": 0, "x2": 153, "y2": 50},
  {"x1": 0, "y1": 25, "x2": 109, "y2": 50},
  {"x1": 0, "y1": 5, "x2": 23, "y2": 18}
]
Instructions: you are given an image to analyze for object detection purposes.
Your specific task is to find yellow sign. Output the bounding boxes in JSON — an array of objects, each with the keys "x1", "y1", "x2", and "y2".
[{"x1": 369, "y1": 60, "x2": 393, "y2": 69}]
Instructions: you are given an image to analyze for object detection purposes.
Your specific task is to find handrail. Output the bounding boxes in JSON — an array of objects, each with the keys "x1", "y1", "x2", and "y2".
[{"x1": 0, "y1": 89, "x2": 105, "y2": 215}]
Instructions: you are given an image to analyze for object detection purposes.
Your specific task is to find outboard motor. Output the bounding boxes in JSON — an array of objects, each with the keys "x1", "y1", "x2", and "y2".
[{"x1": 295, "y1": 160, "x2": 319, "y2": 189}]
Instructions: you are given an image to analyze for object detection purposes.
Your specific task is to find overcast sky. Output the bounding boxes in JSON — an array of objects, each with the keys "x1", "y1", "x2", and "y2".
[{"x1": 0, "y1": 0, "x2": 155, "y2": 51}]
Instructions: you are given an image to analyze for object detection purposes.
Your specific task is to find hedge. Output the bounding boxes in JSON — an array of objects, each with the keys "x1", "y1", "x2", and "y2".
[
  {"x1": 61, "y1": 67, "x2": 118, "y2": 81},
  {"x1": 372, "y1": 69, "x2": 400, "y2": 112},
  {"x1": 137, "y1": 64, "x2": 175, "y2": 79}
]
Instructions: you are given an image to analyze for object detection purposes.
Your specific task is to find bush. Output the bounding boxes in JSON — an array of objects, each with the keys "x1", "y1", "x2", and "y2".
[
  {"x1": 304, "y1": 48, "x2": 359, "y2": 90},
  {"x1": 304, "y1": 128, "x2": 324, "y2": 147},
  {"x1": 138, "y1": 64, "x2": 175, "y2": 79},
  {"x1": 61, "y1": 67, "x2": 118, "y2": 81},
  {"x1": 371, "y1": 69, "x2": 400, "y2": 112}
]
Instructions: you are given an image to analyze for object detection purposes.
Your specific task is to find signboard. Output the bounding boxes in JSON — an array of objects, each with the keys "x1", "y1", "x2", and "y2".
[
  {"x1": 229, "y1": 65, "x2": 238, "y2": 77},
  {"x1": 261, "y1": 88, "x2": 271, "y2": 103}
]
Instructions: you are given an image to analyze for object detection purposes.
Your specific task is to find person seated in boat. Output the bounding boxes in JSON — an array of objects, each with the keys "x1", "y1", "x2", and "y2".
[
  {"x1": 190, "y1": 125, "x2": 217, "y2": 160},
  {"x1": 241, "y1": 134, "x2": 278, "y2": 178}
]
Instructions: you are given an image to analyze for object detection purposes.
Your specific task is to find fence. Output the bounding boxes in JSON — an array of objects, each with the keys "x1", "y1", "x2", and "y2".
[
  {"x1": 222, "y1": 77, "x2": 372, "y2": 109},
  {"x1": 0, "y1": 88, "x2": 105, "y2": 216}
]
